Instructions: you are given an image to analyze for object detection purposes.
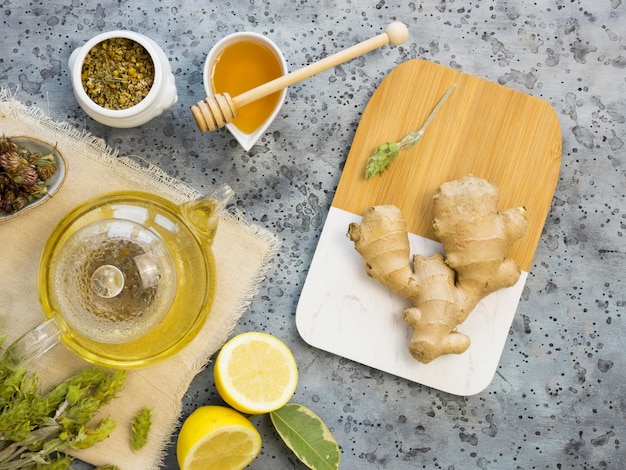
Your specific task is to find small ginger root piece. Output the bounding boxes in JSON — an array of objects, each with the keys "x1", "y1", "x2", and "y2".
[{"x1": 347, "y1": 174, "x2": 528, "y2": 364}]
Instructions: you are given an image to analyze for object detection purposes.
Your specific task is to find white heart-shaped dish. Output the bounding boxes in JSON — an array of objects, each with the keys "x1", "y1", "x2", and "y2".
[{"x1": 203, "y1": 32, "x2": 288, "y2": 151}]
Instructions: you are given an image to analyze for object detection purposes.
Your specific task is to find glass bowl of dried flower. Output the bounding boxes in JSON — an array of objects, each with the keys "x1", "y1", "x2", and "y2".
[
  {"x1": 69, "y1": 30, "x2": 178, "y2": 128},
  {"x1": 0, "y1": 135, "x2": 67, "y2": 222}
]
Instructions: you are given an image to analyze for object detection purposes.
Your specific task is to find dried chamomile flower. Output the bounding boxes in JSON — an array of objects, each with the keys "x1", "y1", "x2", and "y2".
[{"x1": 81, "y1": 37, "x2": 155, "y2": 110}]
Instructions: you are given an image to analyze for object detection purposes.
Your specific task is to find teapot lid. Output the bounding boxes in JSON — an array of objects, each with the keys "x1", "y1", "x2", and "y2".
[{"x1": 50, "y1": 218, "x2": 177, "y2": 344}]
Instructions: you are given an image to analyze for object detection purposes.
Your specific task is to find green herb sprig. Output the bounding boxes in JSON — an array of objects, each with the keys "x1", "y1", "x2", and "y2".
[
  {"x1": 0, "y1": 333, "x2": 127, "y2": 470},
  {"x1": 130, "y1": 406, "x2": 151, "y2": 451},
  {"x1": 364, "y1": 83, "x2": 457, "y2": 178}
]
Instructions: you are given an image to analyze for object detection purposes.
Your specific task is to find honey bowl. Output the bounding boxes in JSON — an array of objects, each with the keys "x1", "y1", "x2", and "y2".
[
  {"x1": 203, "y1": 32, "x2": 288, "y2": 151},
  {"x1": 69, "y1": 30, "x2": 178, "y2": 128}
]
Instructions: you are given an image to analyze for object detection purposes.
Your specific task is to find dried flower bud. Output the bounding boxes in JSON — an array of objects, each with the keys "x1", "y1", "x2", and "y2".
[
  {"x1": 22, "y1": 180, "x2": 48, "y2": 197},
  {"x1": 0, "y1": 135, "x2": 17, "y2": 154},
  {"x1": 38, "y1": 166, "x2": 56, "y2": 181},
  {"x1": 34, "y1": 153, "x2": 58, "y2": 180},
  {"x1": 12, "y1": 194, "x2": 29, "y2": 211},
  {"x1": 0, "y1": 190, "x2": 16, "y2": 213},
  {"x1": 31, "y1": 152, "x2": 54, "y2": 165},
  {"x1": 28, "y1": 151, "x2": 42, "y2": 165},
  {"x1": 3, "y1": 174, "x2": 16, "y2": 191},
  {"x1": 13, "y1": 165, "x2": 39, "y2": 186},
  {"x1": 0, "y1": 151, "x2": 28, "y2": 173},
  {"x1": 0, "y1": 135, "x2": 57, "y2": 214},
  {"x1": 16, "y1": 145, "x2": 30, "y2": 160}
]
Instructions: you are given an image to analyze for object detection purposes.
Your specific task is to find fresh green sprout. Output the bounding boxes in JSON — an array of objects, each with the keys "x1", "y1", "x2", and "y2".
[
  {"x1": 0, "y1": 333, "x2": 127, "y2": 469},
  {"x1": 130, "y1": 406, "x2": 152, "y2": 451},
  {"x1": 364, "y1": 83, "x2": 457, "y2": 179}
]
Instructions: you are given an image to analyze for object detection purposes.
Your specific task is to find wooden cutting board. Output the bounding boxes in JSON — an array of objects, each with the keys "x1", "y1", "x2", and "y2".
[
  {"x1": 333, "y1": 59, "x2": 562, "y2": 271},
  {"x1": 296, "y1": 59, "x2": 562, "y2": 395}
]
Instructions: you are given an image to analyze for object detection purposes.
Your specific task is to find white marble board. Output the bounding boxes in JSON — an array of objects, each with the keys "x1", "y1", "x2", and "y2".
[{"x1": 296, "y1": 206, "x2": 527, "y2": 396}]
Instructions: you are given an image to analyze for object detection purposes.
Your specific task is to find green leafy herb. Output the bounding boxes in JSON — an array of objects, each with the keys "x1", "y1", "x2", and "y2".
[
  {"x1": 270, "y1": 403, "x2": 340, "y2": 470},
  {"x1": 0, "y1": 333, "x2": 127, "y2": 469},
  {"x1": 364, "y1": 83, "x2": 457, "y2": 178},
  {"x1": 130, "y1": 406, "x2": 152, "y2": 451}
]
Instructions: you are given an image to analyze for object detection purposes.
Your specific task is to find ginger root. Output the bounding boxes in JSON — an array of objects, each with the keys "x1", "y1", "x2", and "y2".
[{"x1": 347, "y1": 174, "x2": 528, "y2": 364}]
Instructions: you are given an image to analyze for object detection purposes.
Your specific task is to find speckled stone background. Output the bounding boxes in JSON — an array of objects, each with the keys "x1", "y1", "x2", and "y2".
[{"x1": 2, "y1": 0, "x2": 625, "y2": 469}]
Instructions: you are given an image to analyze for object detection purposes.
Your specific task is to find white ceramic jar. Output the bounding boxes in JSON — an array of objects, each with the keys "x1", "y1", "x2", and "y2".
[{"x1": 69, "y1": 30, "x2": 178, "y2": 128}]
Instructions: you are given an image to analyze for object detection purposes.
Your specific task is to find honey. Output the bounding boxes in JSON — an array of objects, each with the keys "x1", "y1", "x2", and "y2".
[{"x1": 211, "y1": 40, "x2": 283, "y2": 134}]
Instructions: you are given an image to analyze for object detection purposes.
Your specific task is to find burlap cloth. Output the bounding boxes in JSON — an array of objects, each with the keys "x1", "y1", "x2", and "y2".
[{"x1": 0, "y1": 89, "x2": 279, "y2": 469}]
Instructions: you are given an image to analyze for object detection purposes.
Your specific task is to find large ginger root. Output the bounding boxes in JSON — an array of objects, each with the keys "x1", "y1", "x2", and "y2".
[{"x1": 347, "y1": 174, "x2": 528, "y2": 364}]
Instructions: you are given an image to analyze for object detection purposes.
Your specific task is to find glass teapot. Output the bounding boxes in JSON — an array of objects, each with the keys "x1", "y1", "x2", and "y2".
[{"x1": 5, "y1": 184, "x2": 234, "y2": 370}]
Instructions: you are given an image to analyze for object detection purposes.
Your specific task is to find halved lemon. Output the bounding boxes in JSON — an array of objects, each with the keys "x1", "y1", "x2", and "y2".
[
  {"x1": 176, "y1": 405, "x2": 262, "y2": 470},
  {"x1": 214, "y1": 332, "x2": 299, "y2": 414}
]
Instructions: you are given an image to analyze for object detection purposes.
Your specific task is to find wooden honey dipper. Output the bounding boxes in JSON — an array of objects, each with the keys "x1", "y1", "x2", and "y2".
[{"x1": 191, "y1": 22, "x2": 409, "y2": 133}]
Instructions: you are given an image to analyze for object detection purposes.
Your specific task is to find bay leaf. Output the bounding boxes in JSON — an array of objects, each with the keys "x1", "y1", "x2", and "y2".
[{"x1": 270, "y1": 403, "x2": 340, "y2": 470}]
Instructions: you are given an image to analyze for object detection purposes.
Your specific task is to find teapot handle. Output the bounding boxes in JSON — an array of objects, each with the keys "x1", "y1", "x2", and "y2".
[
  {"x1": 3, "y1": 318, "x2": 63, "y2": 370},
  {"x1": 181, "y1": 183, "x2": 235, "y2": 245}
]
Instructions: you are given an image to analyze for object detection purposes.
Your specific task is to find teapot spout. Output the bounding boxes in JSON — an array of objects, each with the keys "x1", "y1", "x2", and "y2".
[{"x1": 181, "y1": 183, "x2": 234, "y2": 244}]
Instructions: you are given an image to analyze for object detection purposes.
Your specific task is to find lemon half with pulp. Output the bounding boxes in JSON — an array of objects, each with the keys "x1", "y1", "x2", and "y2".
[
  {"x1": 214, "y1": 331, "x2": 298, "y2": 414},
  {"x1": 176, "y1": 405, "x2": 261, "y2": 470}
]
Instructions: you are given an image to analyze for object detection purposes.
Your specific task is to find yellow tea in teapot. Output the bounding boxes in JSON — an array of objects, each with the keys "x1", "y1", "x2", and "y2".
[
  {"x1": 210, "y1": 40, "x2": 283, "y2": 134},
  {"x1": 30, "y1": 189, "x2": 230, "y2": 369},
  {"x1": 50, "y1": 219, "x2": 177, "y2": 345}
]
